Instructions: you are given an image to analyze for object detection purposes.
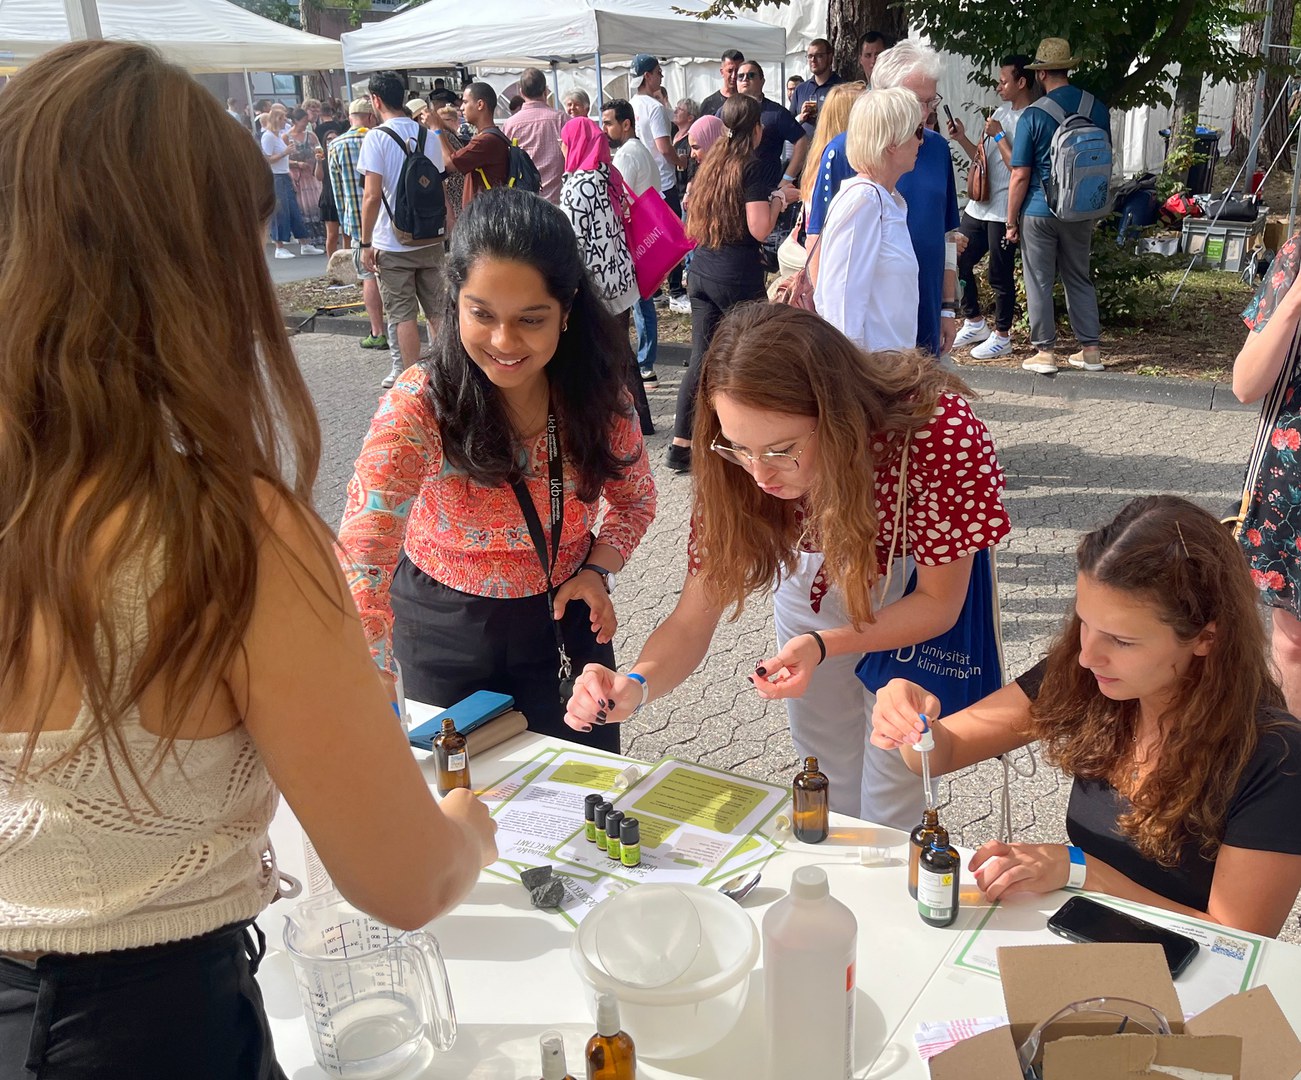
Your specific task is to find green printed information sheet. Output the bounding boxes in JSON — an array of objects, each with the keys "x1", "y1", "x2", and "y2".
[{"x1": 631, "y1": 767, "x2": 766, "y2": 833}]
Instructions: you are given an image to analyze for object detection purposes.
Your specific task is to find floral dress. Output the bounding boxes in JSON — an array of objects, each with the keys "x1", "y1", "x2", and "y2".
[{"x1": 1239, "y1": 236, "x2": 1301, "y2": 615}]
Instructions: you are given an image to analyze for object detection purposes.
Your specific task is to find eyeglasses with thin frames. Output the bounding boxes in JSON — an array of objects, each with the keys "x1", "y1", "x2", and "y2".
[
  {"x1": 710, "y1": 429, "x2": 817, "y2": 473},
  {"x1": 922, "y1": 93, "x2": 943, "y2": 110}
]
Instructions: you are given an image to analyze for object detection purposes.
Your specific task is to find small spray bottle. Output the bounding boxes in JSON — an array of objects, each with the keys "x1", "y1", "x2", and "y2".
[
  {"x1": 585, "y1": 992, "x2": 637, "y2": 1080},
  {"x1": 432, "y1": 718, "x2": 470, "y2": 797},
  {"x1": 539, "y1": 1029, "x2": 576, "y2": 1080}
]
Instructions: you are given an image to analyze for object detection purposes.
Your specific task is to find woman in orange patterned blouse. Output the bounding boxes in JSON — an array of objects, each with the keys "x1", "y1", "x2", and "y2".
[{"x1": 338, "y1": 189, "x2": 656, "y2": 750}]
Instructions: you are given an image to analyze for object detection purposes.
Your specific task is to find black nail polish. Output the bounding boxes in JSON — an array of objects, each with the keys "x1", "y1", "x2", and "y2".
[
  {"x1": 755, "y1": 665, "x2": 767, "y2": 676},
  {"x1": 594, "y1": 716, "x2": 607, "y2": 726},
  {"x1": 596, "y1": 710, "x2": 607, "y2": 721}
]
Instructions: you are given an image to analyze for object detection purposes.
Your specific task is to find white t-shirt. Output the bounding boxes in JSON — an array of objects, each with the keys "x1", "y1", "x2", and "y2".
[
  {"x1": 356, "y1": 117, "x2": 446, "y2": 252},
  {"x1": 814, "y1": 177, "x2": 919, "y2": 353},
  {"x1": 964, "y1": 103, "x2": 1023, "y2": 223},
  {"x1": 260, "y1": 130, "x2": 290, "y2": 175},
  {"x1": 612, "y1": 137, "x2": 659, "y2": 198},
  {"x1": 631, "y1": 93, "x2": 675, "y2": 193}
]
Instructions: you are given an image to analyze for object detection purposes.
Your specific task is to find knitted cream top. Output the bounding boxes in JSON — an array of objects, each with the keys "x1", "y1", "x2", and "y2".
[{"x1": 0, "y1": 559, "x2": 280, "y2": 955}]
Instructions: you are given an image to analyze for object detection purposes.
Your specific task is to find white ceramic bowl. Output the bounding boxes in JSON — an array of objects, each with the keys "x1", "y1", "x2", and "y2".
[{"x1": 570, "y1": 883, "x2": 760, "y2": 1059}]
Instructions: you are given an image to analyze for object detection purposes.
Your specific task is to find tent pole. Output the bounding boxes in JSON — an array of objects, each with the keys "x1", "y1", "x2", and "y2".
[
  {"x1": 550, "y1": 61, "x2": 561, "y2": 109},
  {"x1": 345, "y1": 72, "x2": 353, "y2": 101},
  {"x1": 243, "y1": 68, "x2": 257, "y2": 134},
  {"x1": 596, "y1": 50, "x2": 604, "y2": 111},
  {"x1": 62, "y1": 0, "x2": 102, "y2": 39}
]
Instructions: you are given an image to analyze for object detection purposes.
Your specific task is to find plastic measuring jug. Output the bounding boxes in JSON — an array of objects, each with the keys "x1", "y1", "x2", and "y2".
[{"x1": 283, "y1": 891, "x2": 456, "y2": 1079}]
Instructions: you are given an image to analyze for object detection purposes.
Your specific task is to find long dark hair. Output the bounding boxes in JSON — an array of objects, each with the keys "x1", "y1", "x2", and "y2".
[
  {"x1": 686, "y1": 94, "x2": 761, "y2": 249},
  {"x1": 1030, "y1": 495, "x2": 1291, "y2": 863},
  {"x1": 426, "y1": 188, "x2": 633, "y2": 501}
]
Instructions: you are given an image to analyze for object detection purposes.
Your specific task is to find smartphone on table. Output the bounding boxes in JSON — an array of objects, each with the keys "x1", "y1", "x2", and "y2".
[
  {"x1": 1047, "y1": 895, "x2": 1200, "y2": 978},
  {"x1": 407, "y1": 691, "x2": 514, "y2": 752}
]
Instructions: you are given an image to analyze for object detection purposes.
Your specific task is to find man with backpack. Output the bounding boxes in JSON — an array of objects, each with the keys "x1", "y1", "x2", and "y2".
[
  {"x1": 439, "y1": 81, "x2": 542, "y2": 205},
  {"x1": 358, "y1": 71, "x2": 448, "y2": 388},
  {"x1": 1006, "y1": 37, "x2": 1112, "y2": 376}
]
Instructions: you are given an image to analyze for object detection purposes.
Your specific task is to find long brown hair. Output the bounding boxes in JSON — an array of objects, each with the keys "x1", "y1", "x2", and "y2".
[
  {"x1": 0, "y1": 42, "x2": 323, "y2": 780},
  {"x1": 686, "y1": 94, "x2": 761, "y2": 248},
  {"x1": 798, "y1": 81, "x2": 865, "y2": 206},
  {"x1": 1029, "y1": 496, "x2": 1291, "y2": 863},
  {"x1": 691, "y1": 303, "x2": 964, "y2": 626}
]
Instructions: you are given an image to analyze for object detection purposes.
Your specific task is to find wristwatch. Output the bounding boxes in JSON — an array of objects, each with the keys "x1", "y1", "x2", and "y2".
[
  {"x1": 358, "y1": 240, "x2": 372, "y2": 248},
  {"x1": 580, "y1": 563, "x2": 617, "y2": 594}
]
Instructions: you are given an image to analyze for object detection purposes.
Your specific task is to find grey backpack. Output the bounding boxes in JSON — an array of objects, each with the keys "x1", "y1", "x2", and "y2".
[{"x1": 1028, "y1": 91, "x2": 1113, "y2": 222}]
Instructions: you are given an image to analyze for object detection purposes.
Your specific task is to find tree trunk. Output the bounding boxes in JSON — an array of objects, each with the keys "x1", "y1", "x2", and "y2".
[
  {"x1": 1231, "y1": 0, "x2": 1296, "y2": 171},
  {"x1": 1168, "y1": 66, "x2": 1202, "y2": 150},
  {"x1": 827, "y1": 0, "x2": 909, "y2": 80},
  {"x1": 299, "y1": 0, "x2": 327, "y2": 103}
]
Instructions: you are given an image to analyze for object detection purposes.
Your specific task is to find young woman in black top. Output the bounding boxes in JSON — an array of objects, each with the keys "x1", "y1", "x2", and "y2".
[
  {"x1": 871, "y1": 495, "x2": 1301, "y2": 937},
  {"x1": 666, "y1": 94, "x2": 796, "y2": 473}
]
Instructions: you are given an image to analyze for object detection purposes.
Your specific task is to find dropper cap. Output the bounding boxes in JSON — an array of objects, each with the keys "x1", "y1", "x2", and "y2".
[
  {"x1": 595, "y1": 991, "x2": 622, "y2": 1037},
  {"x1": 539, "y1": 1030, "x2": 569, "y2": 1080},
  {"x1": 916, "y1": 714, "x2": 935, "y2": 752}
]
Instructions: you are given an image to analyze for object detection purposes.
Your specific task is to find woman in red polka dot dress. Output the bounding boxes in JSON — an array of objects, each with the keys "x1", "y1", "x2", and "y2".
[{"x1": 563, "y1": 304, "x2": 1010, "y2": 828}]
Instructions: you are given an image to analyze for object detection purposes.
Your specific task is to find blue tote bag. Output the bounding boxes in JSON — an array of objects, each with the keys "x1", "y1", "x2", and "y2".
[{"x1": 854, "y1": 435, "x2": 1006, "y2": 713}]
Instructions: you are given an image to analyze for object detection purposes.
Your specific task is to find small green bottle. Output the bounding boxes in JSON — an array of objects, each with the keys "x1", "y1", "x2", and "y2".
[
  {"x1": 619, "y1": 818, "x2": 641, "y2": 867},
  {"x1": 583, "y1": 793, "x2": 604, "y2": 843},
  {"x1": 594, "y1": 801, "x2": 611, "y2": 852},
  {"x1": 605, "y1": 810, "x2": 625, "y2": 861}
]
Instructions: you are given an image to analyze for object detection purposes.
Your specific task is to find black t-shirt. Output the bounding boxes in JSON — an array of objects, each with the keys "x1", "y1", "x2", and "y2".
[
  {"x1": 1016, "y1": 659, "x2": 1301, "y2": 910},
  {"x1": 715, "y1": 97, "x2": 804, "y2": 190},
  {"x1": 700, "y1": 90, "x2": 728, "y2": 117},
  {"x1": 689, "y1": 158, "x2": 770, "y2": 290}
]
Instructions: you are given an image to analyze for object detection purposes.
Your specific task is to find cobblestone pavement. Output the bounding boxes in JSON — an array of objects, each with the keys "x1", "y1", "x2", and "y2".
[{"x1": 296, "y1": 332, "x2": 1300, "y2": 943}]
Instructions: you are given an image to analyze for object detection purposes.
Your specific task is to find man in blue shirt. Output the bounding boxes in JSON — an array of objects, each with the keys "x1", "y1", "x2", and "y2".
[
  {"x1": 729, "y1": 60, "x2": 808, "y2": 189},
  {"x1": 1006, "y1": 37, "x2": 1110, "y2": 375},
  {"x1": 807, "y1": 40, "x2": 960, "y2": 357},
  {"x1": 790, "y1": 38, "x2": 844, "y2": 141}
]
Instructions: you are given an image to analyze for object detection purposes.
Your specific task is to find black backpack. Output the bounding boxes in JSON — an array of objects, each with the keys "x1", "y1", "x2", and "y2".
[
  {"x1": 483, "y1": 128, "x2": 542, "y2": 194},
  {"x1": 378, "y1": 124, "x2": 446, "y2": 245}
]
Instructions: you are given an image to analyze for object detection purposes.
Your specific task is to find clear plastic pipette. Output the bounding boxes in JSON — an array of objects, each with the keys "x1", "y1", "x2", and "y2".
[{"x1": 917, "y1": 714, "x2": 936, "y2": 810}]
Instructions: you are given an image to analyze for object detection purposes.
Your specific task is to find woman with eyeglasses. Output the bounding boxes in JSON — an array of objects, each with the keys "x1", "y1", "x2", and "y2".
[
  {"x1": 812, "y1": 88, "x2": 923, "y2": 352},
  {"x1": 564, "y1": 303, "x2": 1009, "y2": 828},
  {"x1": 666, "y1": 94, "x2": 798, "y2": 474}
]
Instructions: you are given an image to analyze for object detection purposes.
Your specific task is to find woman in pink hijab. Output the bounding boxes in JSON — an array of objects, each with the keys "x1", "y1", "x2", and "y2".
[
  {"x1": 559, "y1": 115, "x2": 653, "y2": 434},
  {"x1": 683, "y1": 114, "x2": 724, "y2": 212}
]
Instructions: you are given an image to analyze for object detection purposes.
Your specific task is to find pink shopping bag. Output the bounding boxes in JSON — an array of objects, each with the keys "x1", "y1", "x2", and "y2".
[{"x1": 621, "y1": 181, "x2": 695, "y2": 300}]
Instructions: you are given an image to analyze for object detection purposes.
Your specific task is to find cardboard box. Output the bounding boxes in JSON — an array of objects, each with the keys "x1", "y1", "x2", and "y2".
[{"x1": 929, "y1": 943, "x2": 1301, "y2": 1080}]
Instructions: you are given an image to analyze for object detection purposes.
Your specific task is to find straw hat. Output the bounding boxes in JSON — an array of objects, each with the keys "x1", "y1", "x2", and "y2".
[
  {"x1": 1025, "y1": 37, "x2": 1083, "y2": 70},
  {"x1": 406, "y1": 97, "x2": 430, "y2": 119}
]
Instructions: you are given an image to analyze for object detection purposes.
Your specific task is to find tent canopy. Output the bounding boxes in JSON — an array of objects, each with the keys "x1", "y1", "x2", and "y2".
[
  {"x1": 340, "y1": 0, "x2": 787, "y2": 73},
  {"x1": 0, "y1": 0, "x2": 343, "y2": 73}
]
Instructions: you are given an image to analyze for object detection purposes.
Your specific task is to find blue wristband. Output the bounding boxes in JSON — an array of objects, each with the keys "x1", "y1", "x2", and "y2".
[
  {"x1": 624, "y1": 672, "x2": 649, "y2": 714},
  {"x1": 1066, "y1": 845, "x2": 1087, "y2": 890},
  {"x1": 993, "y1": 131, "x2": 1005, "y2": 143}
]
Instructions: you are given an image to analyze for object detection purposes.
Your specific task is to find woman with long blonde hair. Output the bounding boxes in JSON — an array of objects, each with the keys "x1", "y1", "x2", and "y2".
[
  {"x1": 0, "y1": 42, "x2": 495, "y2": 1077},
  {"x1": 872, "y1": 496, "x2": 1301, "y2": 937},
  {"x1": 666, "y1": 94, "x2": 797, "y2": 473},
  {"x1": 565, "y1": 304, "x2": 1010, "y2": 828}
]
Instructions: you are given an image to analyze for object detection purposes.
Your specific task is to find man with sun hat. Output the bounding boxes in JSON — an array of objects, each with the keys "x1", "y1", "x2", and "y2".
[{"x1": 1005, "y1": 37, "x2": 1111, "y2": 377}]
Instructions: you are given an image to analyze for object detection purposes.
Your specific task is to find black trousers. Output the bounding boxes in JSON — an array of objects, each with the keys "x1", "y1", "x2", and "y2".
[
  {"x1": 663, "y1": 187, "x2": 686, "y2": 298},
  {"x1": 0, "y1": 923, "x2": 283, "y2": 1080},
  {"x1": 391, "y1": 556, "x2": 619, "y2": 752},
  {"x1": 674, "y1": 268, "x2": 766, "y2": 441},
  {"x1": 957, "y1": 211, "x2": 1017, "y2": 334}
]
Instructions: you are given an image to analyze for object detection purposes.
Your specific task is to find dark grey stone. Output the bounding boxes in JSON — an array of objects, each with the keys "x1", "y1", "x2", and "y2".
[
  {"x1": 519, "y1": 865, "x2": 553, "y2": 891},
  {"x1": 529, "y1": 878, "x2": 566, "y2": 909}
]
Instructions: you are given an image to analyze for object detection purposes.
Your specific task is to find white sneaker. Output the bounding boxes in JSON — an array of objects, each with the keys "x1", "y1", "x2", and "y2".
[
  {"x1": 381, "y1": 359, "x2": 405, "y2": 389},
  {"x1": 1021, "y1": 350, "x2": 1059, "y2": 375},
  {"x1": 970, "y1": 334, "x2": 1013, "y2": 361},
  {"x1": 1067, "y1": 349, "x2": 1105, "y2": 371},
  {"x1": 273, "y1": 247, "x2": 296, "y2": 259},
  {"x1": 953, "y1": 320, "x2": 990, "y2": 348},
  {"x1": 299, "y1": 244, "x2": 324, "y2": 255},
  {"x1": 668, "y1": 296, "x2": 691, "y2": 315}
]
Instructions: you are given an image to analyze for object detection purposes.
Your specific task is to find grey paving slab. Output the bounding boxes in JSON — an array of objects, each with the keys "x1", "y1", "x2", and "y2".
[{"x1": 293, "y1": 331, "x2": 1298, "y2": 943}]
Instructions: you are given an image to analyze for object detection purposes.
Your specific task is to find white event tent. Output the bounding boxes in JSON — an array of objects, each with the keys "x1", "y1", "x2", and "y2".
[
  {"x1": 0, "y1": 0, "x2": 343, "y2": 73},
  {"x1": 340, "y1": 0, "x2": 787, "y2": 106}
]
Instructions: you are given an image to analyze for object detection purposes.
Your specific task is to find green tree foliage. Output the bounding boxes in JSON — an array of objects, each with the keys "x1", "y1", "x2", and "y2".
[{"x1": 689, "y1": 0, "x2": 1260, "y2": 112}]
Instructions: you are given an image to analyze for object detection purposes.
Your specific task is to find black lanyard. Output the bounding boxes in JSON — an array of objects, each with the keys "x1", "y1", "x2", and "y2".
[{"x1": 510, "y1": 415, "x2": 571, "y2": 684}]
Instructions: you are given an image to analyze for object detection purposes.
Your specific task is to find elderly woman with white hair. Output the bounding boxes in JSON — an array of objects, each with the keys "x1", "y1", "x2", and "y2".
[
  {"x1": 812, "y1": 88, "x2": 922, "y2": 352},
  {"x1": 806, "y1": 39, "x2": 960, "y2": 357},
  {"x1": 562, "y1": 88, "x2": 591, "y2": 118}
]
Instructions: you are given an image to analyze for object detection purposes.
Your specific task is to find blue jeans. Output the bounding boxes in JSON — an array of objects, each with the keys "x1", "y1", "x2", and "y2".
[
  {"x1": 271, "y1": 172, "x2": 308, "y2": 244},
  {"x1": 632, "y1": 296, "x2": 658, "y2": 372}
]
